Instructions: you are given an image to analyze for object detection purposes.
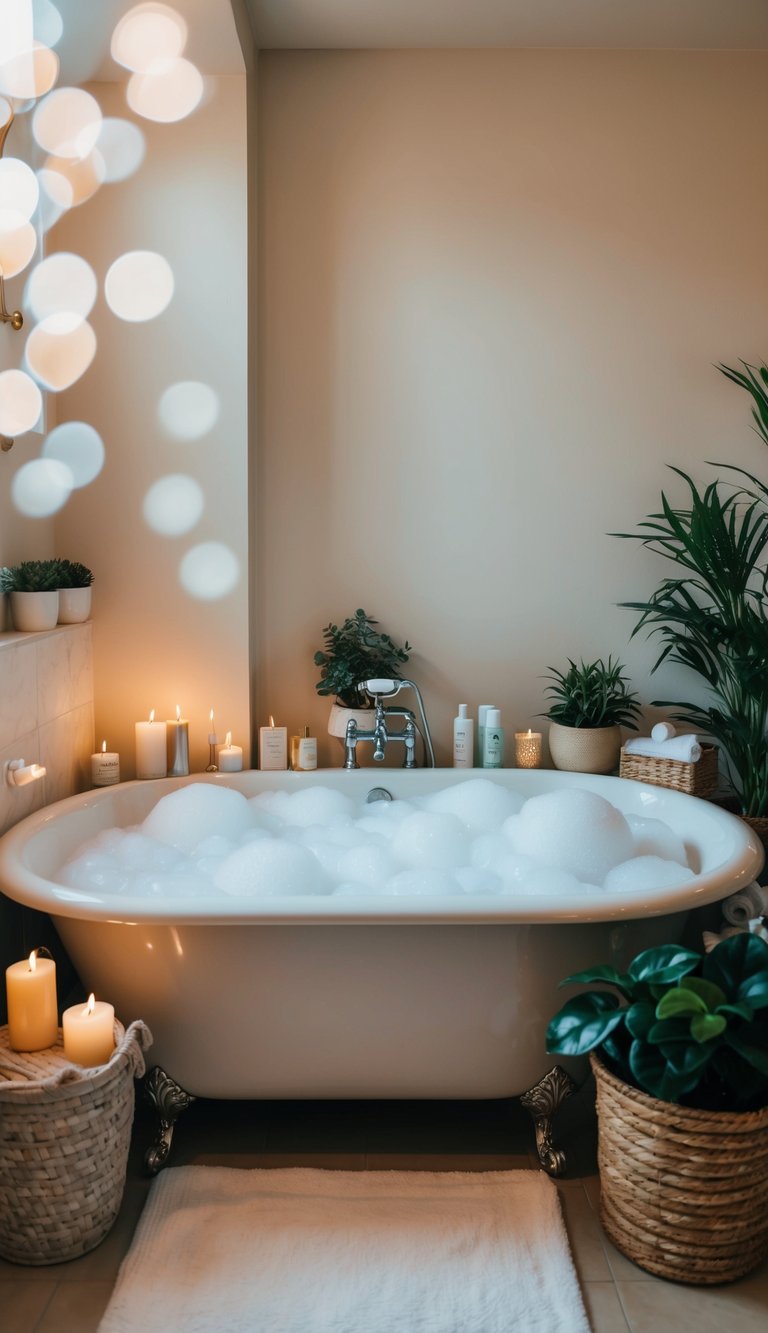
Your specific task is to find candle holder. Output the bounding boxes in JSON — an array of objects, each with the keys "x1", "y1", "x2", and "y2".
[
  {"x1": 205, "y1": 741, "x2": 218, "y2": 773},
  {"x1": 515, "y1": 730, "x2": 543, "y2": 769}
]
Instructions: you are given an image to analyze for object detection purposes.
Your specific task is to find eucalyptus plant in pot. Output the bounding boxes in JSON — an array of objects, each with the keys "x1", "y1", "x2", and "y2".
[
  {"x1": 547, "y1": 933, "x2": 768, "y2": 1283},
  {"x1": 314, "y1": 609, "x2": 412, "y2": 738},
  {"x1": 543, "y1": 656, "x2": 642, "y2": 774},
  {"x1": 0, "y1": 560, "x2": 61, "y2": 631}
]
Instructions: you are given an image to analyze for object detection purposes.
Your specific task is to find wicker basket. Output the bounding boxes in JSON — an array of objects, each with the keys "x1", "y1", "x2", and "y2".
[
  {"x1": 0, "y1": 1019, "x2": 152, "y2": 1265},
  {"x1": 591, "y1": 1051, "x2": 768, "y2": 1284},
  {"x1": 619, "y1": 742, "x2": 719, "y2": 797}
]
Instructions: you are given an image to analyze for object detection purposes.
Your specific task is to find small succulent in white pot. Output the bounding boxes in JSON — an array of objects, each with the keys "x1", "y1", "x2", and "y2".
[
  {"x1": 56, "y1": 559, "x2": 94, "y2": 624},
  {"x1": 0, "y1": 560, "x2": 61, "y2": 632}
]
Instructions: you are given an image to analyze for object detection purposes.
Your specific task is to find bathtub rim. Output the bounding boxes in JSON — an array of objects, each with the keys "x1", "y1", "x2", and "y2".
[{"x1": 0, "y1": 768, "x2": 762, "y2": 926}]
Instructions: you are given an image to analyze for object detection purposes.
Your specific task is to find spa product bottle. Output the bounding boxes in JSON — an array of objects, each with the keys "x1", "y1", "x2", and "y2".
[
  {"x1": 291, "y1": 725, "x2": 318, "y2": 771},
  {"x1": 453, "y1": 704, "x2": 474, "y2": 768},
  {"x1": 477, "y1": 704, "x2": 495, "y2": 766},
  {"x1": 482, "y1": 708, "x2": 504, "y2": 769}
]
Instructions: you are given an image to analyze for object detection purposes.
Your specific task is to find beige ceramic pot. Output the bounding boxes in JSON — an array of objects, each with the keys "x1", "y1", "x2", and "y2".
[
  {"x1": 548, "y1": 721, "x2": 622, "y2": 774},
  {"x1": 57, "y1": 586, "x2": 92, "y2": 624},
  {"x1": 328, "y1": 703, "x2": 376, "y2": 739},
  {"x1": 9, "y1": 590, "x2": 59, "y2": 632}
]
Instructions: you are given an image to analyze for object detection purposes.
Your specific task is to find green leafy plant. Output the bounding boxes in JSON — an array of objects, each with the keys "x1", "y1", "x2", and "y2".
[
  {"x1": 542, "y1": 656, "x2": 642, "y2": 730},
  {"x1": 547, "y1": 934, "x2": 768, "y2": 1111},
  {"x1": 314, "y1": 609, "x2": 412, "y2": 709},
  {"x1": 0, "y1": 559, "x2": 62, "y2": 592},
  {"x1": 56, "y1": 559, "x2": 94, "y2": 588},
  {"x1": 614, "y1": 360, "x2": 768, "y2": 816}
]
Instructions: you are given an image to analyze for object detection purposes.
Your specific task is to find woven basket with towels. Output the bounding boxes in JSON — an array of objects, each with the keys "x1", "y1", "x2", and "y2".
[
  {"x1": 619, "y1": 724, "x2": 719, "y2": 797},
  {"x1": 0, "y1": 1019, "x2": 152, "y2": 1265}
]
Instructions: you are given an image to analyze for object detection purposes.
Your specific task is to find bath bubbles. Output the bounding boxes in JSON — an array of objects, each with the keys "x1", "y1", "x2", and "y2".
[
  {"x1": 506, "y1": 789, "x2": 634, "y2": 885},
  {"x1": 391, "y1": 811, "x2": 471, "y2": 869},
  {"x1": 58, "y1": 778, "x2": 698, "y2": 906},
  {"x1": 213, "y1": 839, "x2": 326, "y2": 897},
  {"x1": 143, "y1": 784, "x2": 253, "y2": 852},
  {"x1": 604, "y1": 856, "x2": 694, "y2": 893}
]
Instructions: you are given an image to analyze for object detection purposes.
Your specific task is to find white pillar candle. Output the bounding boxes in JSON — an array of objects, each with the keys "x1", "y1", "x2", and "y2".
[
  {"x1": 6, "y1": 950, "x2": 58, "y2": 1052},
  {"x1": 91, "y1": 739, "x2": 120, "y2": 787},
  {"x1": 135, "y1": 710, "x2": 167, "y2": 779},
  {"x1": 515, "y1": 729, "x2": 543, "y2": 769},
  {"x1": 167, "y1": 704, "x2": 190, "y2": 777},
  {"x1": 259, "y1": 716, "x2": 287, "y2": 770},
  {"x1": 62, "y1": 993, "x2": 115, "y2": 1068},
  {"x1": 218, "y1": 730, "x2": 243, "y2": 772}
]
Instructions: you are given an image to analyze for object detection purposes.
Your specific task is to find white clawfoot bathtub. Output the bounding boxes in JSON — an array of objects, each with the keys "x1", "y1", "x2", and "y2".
[{"x1": 0, "y1": 770, "x2": 761, "y2": 1106}]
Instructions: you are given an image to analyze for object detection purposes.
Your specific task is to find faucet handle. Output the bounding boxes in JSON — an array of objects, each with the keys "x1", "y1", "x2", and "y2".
[{"x1": 360, "y1": 678, "x2": 401, "y2": 697}]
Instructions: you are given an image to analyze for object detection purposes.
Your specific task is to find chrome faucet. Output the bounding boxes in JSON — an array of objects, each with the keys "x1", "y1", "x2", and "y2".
[{"x1": 343, "y1": 678, "x2": 436, "y2": 769}]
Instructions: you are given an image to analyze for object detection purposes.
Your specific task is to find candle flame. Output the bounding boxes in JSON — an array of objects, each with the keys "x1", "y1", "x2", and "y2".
[
  {"x1": 149, "y1": 709, "x2": 155, "y2": 723},
  {"x1": 225, "y1": 730, "x2": 232, "y2": 747},
  {"x1": 527, "y1": 729, "x2": 533, "y2": 738},
  {"x1": 84, "y1": 993, "x2": 96, "y2": 1017},
  {"x1": 209, "y1": 708, "x2": 214, "y2": 724},
  {"x1": 176, "y1": 704, "x2": 181, "y2": 721},
  {"x1": 101, "y1": 740, "x2": 107, "y2": 753},
  {"x1": 28, "y1": 950, "x2": 37, "y2": 972},
  {"x1": 269, "y1": 715, "x2": 275, "y2": 728}
]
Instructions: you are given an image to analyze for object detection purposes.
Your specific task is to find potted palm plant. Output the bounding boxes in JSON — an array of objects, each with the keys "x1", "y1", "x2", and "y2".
[
  {"x1": 56, "y1": 559, "x2": 94, "y2": 624},
  {"x1": 314, "y1": 609, "x2": 412, "y2": 738},
  {"x1": 0, "y1": 560, "x2": 61, "y2": 631},
  {"x1": 615, "y1": 359, "x2": 768, "y2": 832},
  {"x1": 543, "y1": 656, "x2": 642, "y2": 774},
  {"x1": 547, "y1": 933, "x2": 768, "y2": 1283}
]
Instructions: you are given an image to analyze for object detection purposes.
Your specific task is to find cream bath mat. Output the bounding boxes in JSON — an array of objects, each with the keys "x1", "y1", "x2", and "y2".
[{"x1": 99, "y1": 1167, "x2": 589, "y2": 1333}]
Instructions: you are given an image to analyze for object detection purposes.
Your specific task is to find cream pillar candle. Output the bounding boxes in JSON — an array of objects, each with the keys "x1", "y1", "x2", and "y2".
[
  {"x1": 91, "y1": 739, "x2": 120, "y2": 787},
  {"x1": 259, "y1": 716, "x2": 287, "y2": 770},
  {"x1": 167, "y1": 704, "x2": 190, "y2": 777},
  {"x1": 218, "y1": 730, "x2": 243, "y2": 772},
  {"x1": 6, "y1": 950, "x2": 58, "y2": 1052},
  {"x1": 515, "y1": 729, "x2": 543, "y2": 769},
  {"x1": 62, "y1": 993, "x2": 115, "y2": 1067},
  {"x1": 135, "y1": 710, "x2": 167, "y2": 779}
]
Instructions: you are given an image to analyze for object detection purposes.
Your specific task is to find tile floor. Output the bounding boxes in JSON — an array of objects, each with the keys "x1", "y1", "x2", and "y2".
[{"x1": 1, "y1": 1077, "x2": 766, "y2": 1332}]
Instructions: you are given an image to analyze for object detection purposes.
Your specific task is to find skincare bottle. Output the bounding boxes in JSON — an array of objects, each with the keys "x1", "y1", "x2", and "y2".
[
  {"x1": 477, "y1": 704, "x2": 495, "y2": 766},
  {"x1": 291, "y1": 725, "x2": 318, "y2": 771},
  {"x1": 482, "y1": 708, "x2": 504, "y2": 769},
  {"x1": 453, "y1": 704, "x2": 474, "y2": 769}
]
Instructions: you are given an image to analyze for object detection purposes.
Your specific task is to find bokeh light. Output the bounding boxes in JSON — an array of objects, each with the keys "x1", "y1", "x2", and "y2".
[
  {"x1": 42, "y1": 420, "x2": 104, "y2": 487},
  {"x1": 96, "y1": 117, "x2": 145, "y2": 183},
  {"x1": 12, "y1": 457, "x2": 73, "y2": 516},
  {"x1": 104, "y1": 249, "x2": 173, "y2": 321},
  {"x1": 0, "y1": 158, "x2": 39, "y2": 231},
  {"x1": 143, "y1": 473, "x2": 204, "y2": 535},
  {"x1": 0, "y1": 221, "x2": 37, "y2": 278},
  {"x1": 35, "y1": 165, "x2": 72, "y2": 231},
  {"x1": 0, "y1": 3, "x2": 33, "y2": 63},
  {"x1": 0, "y1": 368, "x2": 42, "y2": 435},
  {"x1": 25, "y1": 314, "x2": 96, "y2": 390},
  {"x1": 127, "y1": 57, "x2": 203, "y2": 123},
  {"x1": 158, "y1": 380, "x2": 220, "y2": 440},
  {"x1": 26, "y1": 252, "x2": 97, "y2": 321},
  {"x1": 33, "y1": 0, "x2": 63, "y2": 49},
  {"x1": 111, "y1": 4, "x2": 187, "y2": 74},
  {"x1": 42, "y1": 151, "x2": 104, "y2": 207},
  {"x1": 179, "y1": 542, "x2": 240, "y2": 600},
  {"x1": 33, "y1": 87, "x2": 102, "y2": 159},
  {"x1": 0, "y1": 41, "x2": 59, "y2": 100}
]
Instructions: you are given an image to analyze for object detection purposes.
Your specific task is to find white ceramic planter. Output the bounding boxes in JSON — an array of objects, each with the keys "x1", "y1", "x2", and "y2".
[
  {"x1": 548, "y1": 721, "x2": 622, "y2": 775},
  {"x1": 328, "y1": 703, "x2": 376, "y2": 739},
  {"x1": 10, "y1": 590, "x2": 59, "y2": 632},
  {"x1": 57, "y1": 586, "x2": 92, "y2": 624}
]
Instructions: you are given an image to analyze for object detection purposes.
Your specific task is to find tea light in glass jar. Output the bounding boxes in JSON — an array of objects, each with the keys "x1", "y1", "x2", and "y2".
[
  {"x1": 91, "y1": 740, "x2": 120, "y2": 787},
  {"x1": 515, "y1": 729, "x2": 542, "y2": 769}
]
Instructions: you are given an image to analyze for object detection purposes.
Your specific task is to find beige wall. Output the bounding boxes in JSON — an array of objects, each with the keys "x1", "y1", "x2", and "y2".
[
  {"x1": 257, "y1": 50, "x2": 768, "y2": 767},
  {"x1": 53, "y1": 75, "x2": 250, "y2": 776}
]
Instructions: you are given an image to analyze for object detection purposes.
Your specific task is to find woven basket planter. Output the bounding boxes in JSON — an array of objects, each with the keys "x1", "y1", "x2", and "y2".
[
  {"x1": 0, "y1": 1019, "x2": 152, "y2": 1265},
  {"x1": 619, "y1": 743, "x2": 719, "y2": 798},
  {"x1": 591, "y1": 1052, "x2": 768, "y2": 1284}
]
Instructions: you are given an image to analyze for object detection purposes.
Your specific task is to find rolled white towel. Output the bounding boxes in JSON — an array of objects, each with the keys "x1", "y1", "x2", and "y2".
[
  {"x1": 722, "y1": 881, "x2": 768, "y2": 927},
  {"x1": 651, "y1": 722, "x2": 677, "y2": 742},
  {"x1": 623, "y1": 735, "x2": 702, "y2": 763}
]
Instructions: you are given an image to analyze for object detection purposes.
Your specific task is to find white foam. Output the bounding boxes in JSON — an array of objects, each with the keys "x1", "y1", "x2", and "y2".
[
  {"x1": 213, "y1": 838, "x2": 327, "y2": 897},
  {"x1": 143, "y1": 784, "x2": 253, "y2": 851},
  {"x1": 625, "y1": 814, "x2": 688, "y2": 867},
  {"x1": 423, "y1": 778, "x2": 524, "y2": 830},
  {"x1": 383, "y1": 868, "x2": 463, "y2": 896},
  {"x1": 391, "y1": 811, "x2": 471, "y2": 869},
  {"x1": 506, "y1": 789, "x2": 634, "y2": 884},
  {"x1": 604, "y1": 856, "x2": 694, "y2": 893},
  {"x1": 278, "y1": 787, "x2": 356, "y2": 828}
]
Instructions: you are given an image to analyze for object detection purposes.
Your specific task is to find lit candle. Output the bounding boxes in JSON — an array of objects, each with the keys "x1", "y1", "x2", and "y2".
[
  {"x1": 218, "y1": 730, "x2": 243, "y2": 773},
  {"x1": 208, "y1": 708, "x2": 218, "y2": 746},
  {"x1": 91, "y1": 739, "x2": 120, "y2": 787},
  {"x1": 135, "y1": 709, "x2": 167, "y2": 779},
  {"x1": 259, "y1": 715, "x2": 287, "y2": 770},
  {"x1": 6, "y1": 949, "x2": 58, "y2": 1052},
  {"x1": 167, "y1": 703, "x2": 190, "y2": 777},
  {"x1": 62, "y1": 992, "x2": 115, "y2": 1068},
  {"x1": 515, "y1": 729, "x2": 543, "y2": 769}
]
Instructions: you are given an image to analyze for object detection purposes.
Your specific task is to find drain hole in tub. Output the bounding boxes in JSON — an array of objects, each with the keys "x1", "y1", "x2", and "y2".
[{"x1": 366, "y1": 787, "x2": 393, "y2": 804}]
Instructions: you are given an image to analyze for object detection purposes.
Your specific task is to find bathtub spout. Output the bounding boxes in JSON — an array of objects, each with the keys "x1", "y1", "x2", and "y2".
[
  {"x1": 143, "y1": 1065, "x2": 196, "y2": 1175},
  {"x1": 520, "y1": 1065, "x2": 577, "y2": 1177}
]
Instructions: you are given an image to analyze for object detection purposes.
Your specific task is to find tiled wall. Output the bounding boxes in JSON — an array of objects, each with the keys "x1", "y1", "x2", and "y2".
[{"x1": 0, "y1": 622, "x2": 94, "y2": 1021}]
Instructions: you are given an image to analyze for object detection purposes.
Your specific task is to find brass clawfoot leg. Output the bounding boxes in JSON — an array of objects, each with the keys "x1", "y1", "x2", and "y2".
[
  {"x1": 520, "y1": 1065, "x2": 577, "y2": 1177},
  {"x1": 143, "y1": 1065, "x2": 196, "y2": 1175}
]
